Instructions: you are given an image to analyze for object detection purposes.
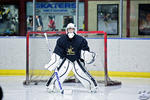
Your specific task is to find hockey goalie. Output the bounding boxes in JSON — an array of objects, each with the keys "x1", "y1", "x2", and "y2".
[{"x1": 45, "y1": 23, "x2": 98, "y2": 93}]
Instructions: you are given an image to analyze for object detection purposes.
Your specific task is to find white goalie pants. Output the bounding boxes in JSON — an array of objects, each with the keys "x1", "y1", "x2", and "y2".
[{"x1": 46, "y1": 58, "x2": 97, "y2": 91}]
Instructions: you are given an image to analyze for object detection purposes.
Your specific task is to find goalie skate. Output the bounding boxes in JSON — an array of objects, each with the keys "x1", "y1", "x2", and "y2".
[
  {"x1": 89, "y1": 86, "x2": 98, "y2": 93},
  {"x1": 46, "y1": 84, "x2": 55, "y2": 93},
  {"x1": 46, "y1": 84, "x2": 61, "y2": 93}
]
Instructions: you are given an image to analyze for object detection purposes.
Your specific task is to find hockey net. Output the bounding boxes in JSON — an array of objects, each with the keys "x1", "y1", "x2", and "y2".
[{"x1": 24, "y1": 31, "x2": 121, "y2": 86}]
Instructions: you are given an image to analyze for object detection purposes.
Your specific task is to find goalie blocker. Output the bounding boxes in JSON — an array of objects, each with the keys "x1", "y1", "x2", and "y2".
[{"x1": 45, "y1": 23, "x2": 98, "y2": 93}]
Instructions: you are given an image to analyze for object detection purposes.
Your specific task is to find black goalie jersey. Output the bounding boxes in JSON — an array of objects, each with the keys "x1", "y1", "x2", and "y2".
[{"x1": 54, "y1": 34, "x2": 89, "y2": 62}]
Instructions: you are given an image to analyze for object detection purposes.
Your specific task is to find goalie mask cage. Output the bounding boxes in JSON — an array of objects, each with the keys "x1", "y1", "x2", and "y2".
[{"x1": 24, "y1": 31, "x2": 121, "y2": 86}]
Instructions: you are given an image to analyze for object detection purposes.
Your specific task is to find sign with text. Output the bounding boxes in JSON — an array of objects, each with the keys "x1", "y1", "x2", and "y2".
[
  {"x1": 27, "y1": 2, "x2": 76, "y2": 16},
  {"x1": 26, "y1": 2, "x2": 84, "y2": 31}
]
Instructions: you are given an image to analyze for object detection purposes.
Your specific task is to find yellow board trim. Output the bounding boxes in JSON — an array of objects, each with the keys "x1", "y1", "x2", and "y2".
[
  {"x1": 0, "y1": 69, "x2": 150, "y2": 78},
  {"x1": 0, "y1": 69, "x2": 26, "y2": 76}
]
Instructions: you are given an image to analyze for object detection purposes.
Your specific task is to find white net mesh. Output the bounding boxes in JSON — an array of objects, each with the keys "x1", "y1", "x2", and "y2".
[{"x1": 25, "y1": 31, "x2": 121, "y2": 86}]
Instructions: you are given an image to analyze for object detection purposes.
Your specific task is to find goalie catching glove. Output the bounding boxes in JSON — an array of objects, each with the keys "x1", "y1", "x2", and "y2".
[
  {"x1": 44, "y1": 53, "x2": 61, "y2": 71},
  {"x1": 81, "y1": 50, "x2": 96, "y2": 64}
]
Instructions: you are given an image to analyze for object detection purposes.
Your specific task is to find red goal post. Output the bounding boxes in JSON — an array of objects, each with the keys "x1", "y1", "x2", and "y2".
[{"x1": 24, "y1": 31, "x2": 121, "y2": 86}]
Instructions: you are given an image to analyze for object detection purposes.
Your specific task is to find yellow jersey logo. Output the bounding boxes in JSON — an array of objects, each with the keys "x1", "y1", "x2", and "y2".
[{"x1": 67, "y1": 46, "x2": 75, "y2": 55}]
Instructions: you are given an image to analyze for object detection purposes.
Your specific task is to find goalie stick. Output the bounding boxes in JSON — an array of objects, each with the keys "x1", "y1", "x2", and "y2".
[{"x1": 44, "y1": 33, "x2": 64, "y2": 94}]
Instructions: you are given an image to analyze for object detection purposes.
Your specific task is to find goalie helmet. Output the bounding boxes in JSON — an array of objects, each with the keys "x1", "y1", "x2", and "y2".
[{"x1": 66, "y1": 23, "x2": 76, "y2": 39}]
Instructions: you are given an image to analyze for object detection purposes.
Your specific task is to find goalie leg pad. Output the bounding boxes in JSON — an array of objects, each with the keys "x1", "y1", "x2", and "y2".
[
  {"x1": 46, "y1": 59, "x2": 73, "y2": 92},
  {"x1": 73, "y1": 60, "x2": 97, "y2": 90}
]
